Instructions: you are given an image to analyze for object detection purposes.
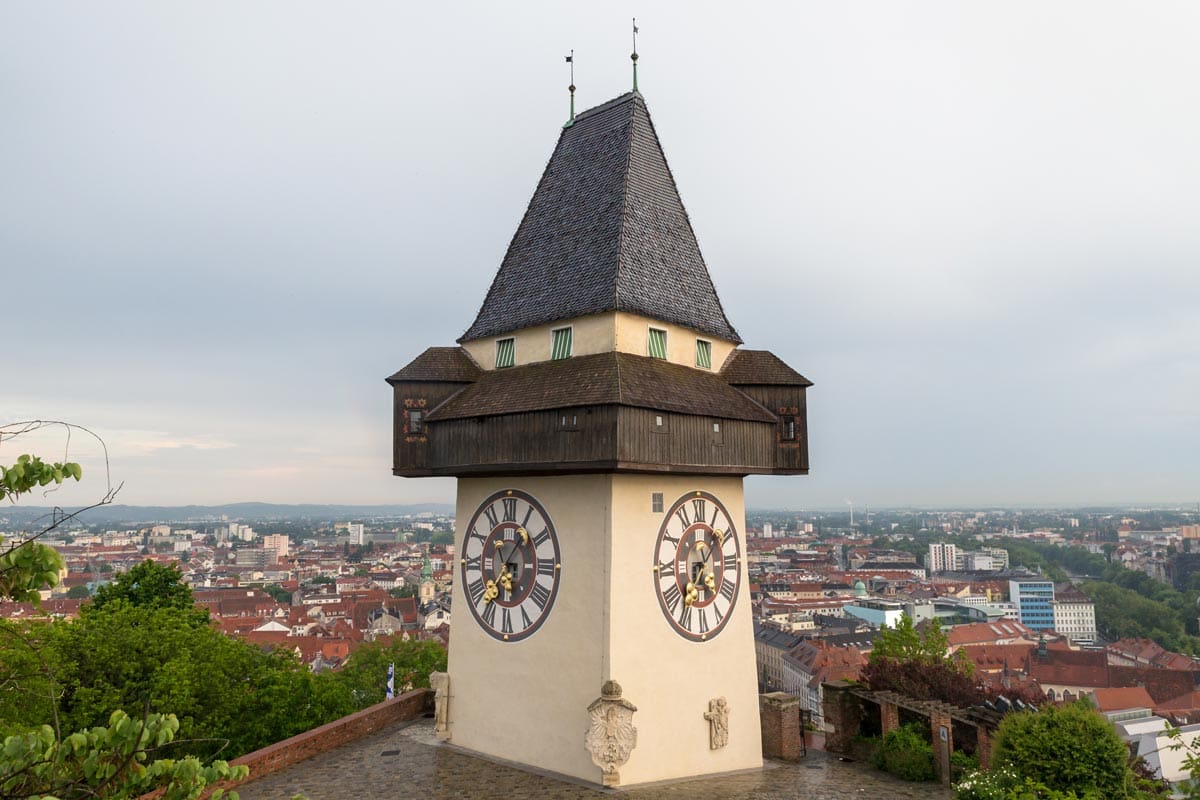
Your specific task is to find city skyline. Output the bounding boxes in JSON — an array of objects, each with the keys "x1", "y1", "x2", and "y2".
[{"x1": 4, "y1": 2, "x2": 1198, "y2": 509}]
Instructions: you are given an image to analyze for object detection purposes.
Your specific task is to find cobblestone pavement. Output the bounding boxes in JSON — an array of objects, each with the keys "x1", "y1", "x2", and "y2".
[{"x1": 237, "y1": 719, "x2": 955, "y2": 800}]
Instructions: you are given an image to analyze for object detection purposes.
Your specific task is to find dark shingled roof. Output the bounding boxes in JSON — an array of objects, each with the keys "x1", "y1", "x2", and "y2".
[
  {"x1": 459, "y1": 92, "x2": 741, "y2": 345},
  {"x1": 424, "y1": 352, "x2": 774, "y2": 423},
  {"x1": 386, "y1": 347, "x2": 481, "y2": 384},
  {"x1": 720, "y1": 349, "x2": 813, "y2": 386}
]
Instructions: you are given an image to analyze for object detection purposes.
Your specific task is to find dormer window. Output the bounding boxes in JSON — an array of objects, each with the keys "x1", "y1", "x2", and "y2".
[
  {"x1": 648, "y1": 327, "x2": 667, "y2": 359},
  {"x1": 495, "y1": 338, "x2": 515, "y2": 369},
  {"x1": 551, "y1": 327, "x2": 573, "y2": 360},
  {"x1": 695, "y1": 339, "x2": 712, "y2": 369}
]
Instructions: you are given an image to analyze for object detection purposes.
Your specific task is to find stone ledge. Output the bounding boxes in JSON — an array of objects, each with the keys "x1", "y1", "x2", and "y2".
[
  {"x1": 139, "y1": 688, "x2": 432, "y2": 799},
  {"x1": 231, "y1": 688, "x2": 433, "y2": 780}
]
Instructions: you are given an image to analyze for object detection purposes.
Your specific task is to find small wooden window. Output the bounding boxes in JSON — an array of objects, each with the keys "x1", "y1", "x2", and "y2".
[
  {"x1": 695, "y1": 339, "x2": 712, "y2": 369},
  {"x1": 551, "y1": 327, "x2": 573, "y2": 360},
  {"x1": 495, "y1": 338, "x2": 515, "y2": 368},
  {"x1": 560, "y1": 413, "x2": 578, "y2": 429},
  {"x1": 652, "y1": 493, "x2": 664, "y2": 513},
  {"x1": 782, "y1": 415, "x2": 797, "y2": 441},
  {"x1": 648, "y1": 328, "x2": 667, "y2": 359},
  {"x1": 652, "y1": 413, "x2": 669, "y2": 434},
  {"x1": 409, "y1": 410, "x2": 424, "y2": 434}
]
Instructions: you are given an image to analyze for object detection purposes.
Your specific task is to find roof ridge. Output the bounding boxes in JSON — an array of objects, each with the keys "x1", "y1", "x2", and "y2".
[
  {"x1": 630, "y1": 94, "x2": 741, "y2": 342},
  {"x1": 612, "y1": 94, "x2": 638, "y2": 319},
  {"x1": 573, "y1": 91, "x2": 638, "y2": 123},
  {"x1": 460, "y1": 92, "x2": 743, "y2": 344}
]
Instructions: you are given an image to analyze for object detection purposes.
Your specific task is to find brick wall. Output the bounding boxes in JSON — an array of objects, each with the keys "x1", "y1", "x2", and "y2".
[
  {"x1": 929, "y1": 707, "x2": 954, "y2": 787},
  {"x1": 821, "y1": 681, "x2": 864, "y2": 755},
  {"x1": 879, "y1": 700, "x2": 899, "y2": 735},
  {"x1": 760, "y1": 692, "x2": 803, "y2": 761}
]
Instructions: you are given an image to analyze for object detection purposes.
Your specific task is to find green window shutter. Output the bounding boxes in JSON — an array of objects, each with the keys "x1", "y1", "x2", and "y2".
[
  {"x1": 551, "y1": 328, "x2": 572, "y2": 360},
  {"x1": 648, "y1": 328, "x2": 667, "y2": 359},
  {"x1": 695, "y1": 340, "x2": 712, "y2": 369},
  {"x1": 495, "y1": 338, "x2": 515, "y2": 368}
]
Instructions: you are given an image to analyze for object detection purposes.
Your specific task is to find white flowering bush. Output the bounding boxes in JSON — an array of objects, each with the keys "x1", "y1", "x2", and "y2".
[
  {"x1": 953, "y1": 767, "x2": 1016, "y2": 800},
  {"x1": 954, "y1": 768, "x2": 1121, "y2": 799}
]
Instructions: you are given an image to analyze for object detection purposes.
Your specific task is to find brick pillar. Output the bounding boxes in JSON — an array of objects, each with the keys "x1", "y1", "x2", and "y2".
[
  {"x1": 760, "y1": 692, "x2": 803, "y2": 761},
  {"x1": 929, "y1": 708, "x2": 954, "y2": 787},
  {"x1": 976, "y1": 724, "x2": 993, "y2": 770},
  {"x1": 880, "y1": 700, "x2": 899, "y2": 735},
  {"x1": 820, "y1": 681, "x2": 863, "y2": 755}
]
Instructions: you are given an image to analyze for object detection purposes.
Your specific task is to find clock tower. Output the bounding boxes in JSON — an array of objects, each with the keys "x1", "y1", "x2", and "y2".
[{"x1": 387, "y1": 91, "x2": 810, "y2": 786}]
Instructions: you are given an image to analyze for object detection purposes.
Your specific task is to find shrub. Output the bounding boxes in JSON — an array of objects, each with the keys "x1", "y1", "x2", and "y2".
[
  {"x1": 991, "y1": 701, "x2": 1130, "y2": 797},
  {"x1": 871, "y1": 722, "x2": 935, "y2": 782},
  {"x1": 951, "y1": 748, "x2": 980, "y2": 781},
  {"x1": 954, "y1": 768, "x2": 1015, "y2": 800},
  {"x1": 953, "y1": 769, "x2": 1110, "y2": 800}
]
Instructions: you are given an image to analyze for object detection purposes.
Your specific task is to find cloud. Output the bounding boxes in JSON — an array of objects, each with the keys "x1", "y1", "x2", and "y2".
[
  {"x1": 1082, "y1": 316, "x2": 1200, "y2": 372},
  {"x1": 237, "y1": 465, "x2": 304, "y2": 479},
  {"x1": 107, "y1": 431, "x2": 238, "y2": 454}
]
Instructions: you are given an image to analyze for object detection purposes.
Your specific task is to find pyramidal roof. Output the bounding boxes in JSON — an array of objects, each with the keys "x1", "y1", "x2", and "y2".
[{"x1": 459, "y1": 92, "x2": 741, "y2": 344}]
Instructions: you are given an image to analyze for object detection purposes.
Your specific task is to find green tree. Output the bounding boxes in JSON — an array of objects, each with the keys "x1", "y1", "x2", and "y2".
[
  {"x1": 0, "y1": 453, "x2": 80, "y2": 603},
  {"x1": 331, "y1": 638, "x2": 446, "y2": 708},
  {"x1": 0, "y1": 425, "x2": 248, "y2": 798},
  {"x1": 262, "y1": 583, "x2": 293, "y2": 604},
  {"x1": 862, "y1": 615, "x2": 998, "y2": 707},
  {"x1": 64, "y1": 584, "x2": 91, "y2": 599},
  {"x1": 1, "y1": 711, "x2": 245, "y2": 800},
  {"x1": 90, "y1": 560, "x2": 205, "y2": 622},
  {"x1": 869, "y1": 615, "x2": 959, "y2": 666},
  {"x1": 991, "y1": 701, "x2": 1138, "y2": 798},
  {"x1": 49, "y1": 602, "x2": 353, "y2": 759}
]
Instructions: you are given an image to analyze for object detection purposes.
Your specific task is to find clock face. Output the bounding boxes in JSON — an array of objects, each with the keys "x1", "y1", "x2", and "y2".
[
  {"x1": 652, "y1": 490, "x2": 741, "y2": 642},
  {"x1": 460, "y1": 489, "x2": 561, "y2": 642}
]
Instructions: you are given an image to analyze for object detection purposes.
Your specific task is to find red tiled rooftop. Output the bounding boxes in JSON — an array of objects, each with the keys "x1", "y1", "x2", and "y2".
[{"x1": 1091, "y1": 686, "x2": 1155, "y2": 712}]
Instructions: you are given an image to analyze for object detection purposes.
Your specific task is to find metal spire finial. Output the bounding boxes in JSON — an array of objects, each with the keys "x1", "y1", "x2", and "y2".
[
  {"x1": 631, "y1": 18, "x2": 639, "y2": 92},
  {"x1": 564, "y1": 50, "x2": 576, "y2": 128}
]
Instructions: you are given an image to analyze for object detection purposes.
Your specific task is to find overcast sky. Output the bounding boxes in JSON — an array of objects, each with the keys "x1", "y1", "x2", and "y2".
[{"x1": 3, "y1": 2, "x2": 1198, "y2": 511}]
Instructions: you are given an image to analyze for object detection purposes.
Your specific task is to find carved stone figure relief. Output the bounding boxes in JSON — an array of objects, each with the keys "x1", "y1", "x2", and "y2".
[
  {"x1": 704, "y1": 696, "x2": 729, "y2": 749},
  {"x1": 584, "y1": 680, "x2": 638, "y2": 786}
]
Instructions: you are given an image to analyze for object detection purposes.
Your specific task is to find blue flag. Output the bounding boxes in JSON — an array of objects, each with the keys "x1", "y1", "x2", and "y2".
[{"x1": 387, "y1": 662, "x2": 395, "y2": 700}]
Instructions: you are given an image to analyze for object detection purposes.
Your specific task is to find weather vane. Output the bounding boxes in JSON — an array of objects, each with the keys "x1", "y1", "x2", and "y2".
[
  {"x1": 565, "y1": 49, "x2": 576, "y2": 127},
  {"x1": 631, "y1": 18, "x2": 639, "y2": 92}
]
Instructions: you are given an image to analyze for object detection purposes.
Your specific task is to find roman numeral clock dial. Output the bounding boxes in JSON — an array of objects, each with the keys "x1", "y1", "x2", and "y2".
[
  {"x1": 460, "y1": 489, "x2": 561, "y2": 642},
  {"x1": 653, "y1": 491, "x2": 742, "y2": 642}
]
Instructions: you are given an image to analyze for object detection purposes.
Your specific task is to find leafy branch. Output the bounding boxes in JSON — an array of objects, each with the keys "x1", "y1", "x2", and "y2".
[{"x1": 0, "y1": 421, "x2": 123, "y2": 603}]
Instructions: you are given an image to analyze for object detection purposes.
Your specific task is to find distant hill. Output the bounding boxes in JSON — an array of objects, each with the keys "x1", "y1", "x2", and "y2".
[{"x1": 0, "y1": 502, "x2": 454, "y2": 527}]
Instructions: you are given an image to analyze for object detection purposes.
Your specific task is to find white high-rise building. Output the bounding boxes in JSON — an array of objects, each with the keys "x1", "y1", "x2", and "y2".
[
  {"x1": 762, "y1": 522, "x2": 773, "y2": 539},
  {"x1": 981, "y1": 547, "x2": 1010, "y2": 569},
  {"x1": 927, "y1": 542, "x2": 958, "y2": 574},
  {"x1": 347, "y1": 522, "x2": 365, "y2": 545},
  {"x1": 1051, "y1": 584, "x2": 1097, "y2": 644},
  {"x1": 263, "y1": 534, "x2": 290, "y2": 561}
]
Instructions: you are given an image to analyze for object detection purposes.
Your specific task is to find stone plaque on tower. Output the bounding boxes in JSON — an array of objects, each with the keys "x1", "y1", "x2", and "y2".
[{"x1": 387, "y1": 87, "x2": 810, "y2": 786}]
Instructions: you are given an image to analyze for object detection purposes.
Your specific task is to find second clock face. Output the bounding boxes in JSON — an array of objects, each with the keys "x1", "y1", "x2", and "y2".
[
  {"x1": 653, "y1": 490, "x2": 742, "y2": 642},
  {"x1": 460, "y1": 489, "x2": 561, "y2": 642}
]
